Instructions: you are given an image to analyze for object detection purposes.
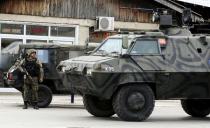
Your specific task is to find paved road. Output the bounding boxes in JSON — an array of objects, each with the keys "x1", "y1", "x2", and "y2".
[{"x1": 0, "y1": 94, "x2": 209, "y2": 128}]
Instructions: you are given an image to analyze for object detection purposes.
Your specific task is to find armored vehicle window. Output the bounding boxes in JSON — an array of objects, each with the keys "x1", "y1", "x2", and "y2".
[
  {"x1": 130, "y1": 40, "x2": 160, "y2": 54},
  {"x1": 95, "y1": 38, "x2": 124, "y2": 54},
  {"x1": 37, "y1": 50, "x2": 49, "y2": 63}
]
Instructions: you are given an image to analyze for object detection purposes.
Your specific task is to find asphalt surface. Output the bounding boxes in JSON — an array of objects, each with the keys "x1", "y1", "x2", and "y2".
[{"x1": 0, "y1": 92, "x2": 209, "y2": 128}]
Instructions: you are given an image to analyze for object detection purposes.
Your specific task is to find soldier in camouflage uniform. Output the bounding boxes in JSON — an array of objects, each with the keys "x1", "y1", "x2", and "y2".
[{"x1": 21, "y1": 49, "x2": 44, "y2": 109}]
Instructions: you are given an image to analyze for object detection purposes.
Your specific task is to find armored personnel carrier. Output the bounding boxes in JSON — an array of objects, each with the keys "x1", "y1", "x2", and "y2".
[{"x1": 58, "y1": 10, "x2": 210, "y2": 121}]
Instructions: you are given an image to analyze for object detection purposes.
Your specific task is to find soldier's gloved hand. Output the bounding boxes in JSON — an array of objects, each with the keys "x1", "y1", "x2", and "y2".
[{"x1": 39, "y1": 78, "x2": 43, "y2": 83}]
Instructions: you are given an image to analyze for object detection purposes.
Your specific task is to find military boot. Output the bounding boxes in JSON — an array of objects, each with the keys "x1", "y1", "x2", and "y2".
[
  {"x1": 23, "y1": 101, "x2": 28, "y2": 109},
  {"x1": 33, "y1": 102, "x2": 39, "y2": 110}
]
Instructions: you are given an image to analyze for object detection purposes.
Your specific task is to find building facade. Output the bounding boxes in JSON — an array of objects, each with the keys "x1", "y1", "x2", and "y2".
[{"x1": 0, "y1": 0, "x2": 162, "y2": 51}]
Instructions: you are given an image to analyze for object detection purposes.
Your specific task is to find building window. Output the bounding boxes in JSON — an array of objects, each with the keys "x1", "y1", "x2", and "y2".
[
  {"x1": 0, "y1": 24, "x2": 24, "y2": 35},
  {"x1": 0, "y1": 22, "x2": 77, "y2": 45},
  {"x1": 26, "y1": 25, "x2": 48, "y2": 36},
  {"x1": 51, "y1": 26, "x2": 75, "y2": 37}
]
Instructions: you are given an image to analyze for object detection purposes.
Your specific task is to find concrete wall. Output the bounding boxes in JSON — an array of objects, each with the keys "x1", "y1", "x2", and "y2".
[{"x1": 78, "y1": 26, "x2": 89, "y2": 45}]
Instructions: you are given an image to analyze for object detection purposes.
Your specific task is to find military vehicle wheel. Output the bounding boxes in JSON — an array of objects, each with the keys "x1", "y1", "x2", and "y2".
[
  {"x1": 83, "y1": 95, "x2": 115, "y2": 117},
  {"x1": 181, "y1": 99, "x2": 210, "y2": 117},
  {"x1": 113, "y1": 85, "x2": 154, "y2": 121},
  {"x1": 38, "y1": 85, "x2": 52, "y2": 108}
]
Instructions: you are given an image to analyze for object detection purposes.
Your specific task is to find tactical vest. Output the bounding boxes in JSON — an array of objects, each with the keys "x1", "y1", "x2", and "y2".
[{"x1": 24, "y1": 59, "x2": 40, "y2": 77}]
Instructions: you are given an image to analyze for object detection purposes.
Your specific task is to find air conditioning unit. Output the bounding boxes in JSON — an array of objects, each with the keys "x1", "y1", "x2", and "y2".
[{"x1": 95, "y1": 17, "x2": 114, "y2": 32}]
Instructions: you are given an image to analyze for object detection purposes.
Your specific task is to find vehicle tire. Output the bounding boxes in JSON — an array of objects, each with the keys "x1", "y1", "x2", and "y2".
[
  {"x1": 113, "y1": 85, "x2": 155, "y2": 121},
  {"x1": 37, "y1": 84, "x2": 52, "y2": 108},
  {"x1": 83, "y1": 95, "x2": 115, "y2": 117},
  {"x1": 181, "y1": 99, "x2": 210, "y2": 117}
]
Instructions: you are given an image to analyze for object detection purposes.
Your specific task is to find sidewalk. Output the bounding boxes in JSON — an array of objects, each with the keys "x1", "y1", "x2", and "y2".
[{"x1": 0, "y1": 88, "x2": 20, "y2": 95}]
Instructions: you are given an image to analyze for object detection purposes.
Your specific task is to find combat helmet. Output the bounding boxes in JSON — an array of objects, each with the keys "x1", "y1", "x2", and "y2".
[{"x1": 26, "y1": 49, "x2": 37, "y2": 57}]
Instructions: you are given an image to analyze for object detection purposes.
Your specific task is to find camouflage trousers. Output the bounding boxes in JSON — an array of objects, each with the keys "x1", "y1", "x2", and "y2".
[{"x1": 23, "y1": 77, "x2": 39, "y2": 102}]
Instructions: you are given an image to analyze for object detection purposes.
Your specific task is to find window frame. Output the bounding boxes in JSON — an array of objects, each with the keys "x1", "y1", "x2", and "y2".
[{"x1": 0, "y1": 21, "x2": 79, "y2": 45}]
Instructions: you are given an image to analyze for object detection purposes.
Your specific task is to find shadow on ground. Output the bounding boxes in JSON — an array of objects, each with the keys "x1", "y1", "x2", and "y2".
[
  {"x1": 15, "y1": 104, "x2": 84, "y2": 109},
  {"x1": 80, "y1": 115, "x2": 210, "y2": 122}
]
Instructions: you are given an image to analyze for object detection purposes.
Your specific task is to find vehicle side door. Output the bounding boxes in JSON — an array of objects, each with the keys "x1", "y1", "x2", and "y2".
[
  {"x1": 129, "y1": 38, "x2": 166, "y2": 71},
  {"x1": 128, "y1": 38, "x2": 169, "y2": 98}
]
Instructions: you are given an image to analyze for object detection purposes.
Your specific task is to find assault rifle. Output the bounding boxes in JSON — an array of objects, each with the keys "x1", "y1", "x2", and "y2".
[{"x1": 8, "y1": 58, "x2": 34, "y2": 82}]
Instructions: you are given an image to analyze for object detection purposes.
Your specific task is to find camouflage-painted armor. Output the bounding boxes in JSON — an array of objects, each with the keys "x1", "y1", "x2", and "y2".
[{"x1": 58, "y1": 29, "x2": 210, "y2": 121}]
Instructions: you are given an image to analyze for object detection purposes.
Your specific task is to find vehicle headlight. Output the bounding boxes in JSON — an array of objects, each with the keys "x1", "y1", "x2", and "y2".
[
  {"x1": 93, "y1": 63, "x2": 101, "y2": 70},
  {"x1": 86, "y1": 68, "x2": 93, "y2": 76},
  {"x1": 57, "y1": 65, "x2": 66, "y2": 72},
  {"x1": 61, "y1": 66, "x2": 66, "y2": 72},
  {"x1": 101, "y1": 64, "x2": 114, "y2": 72}
]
